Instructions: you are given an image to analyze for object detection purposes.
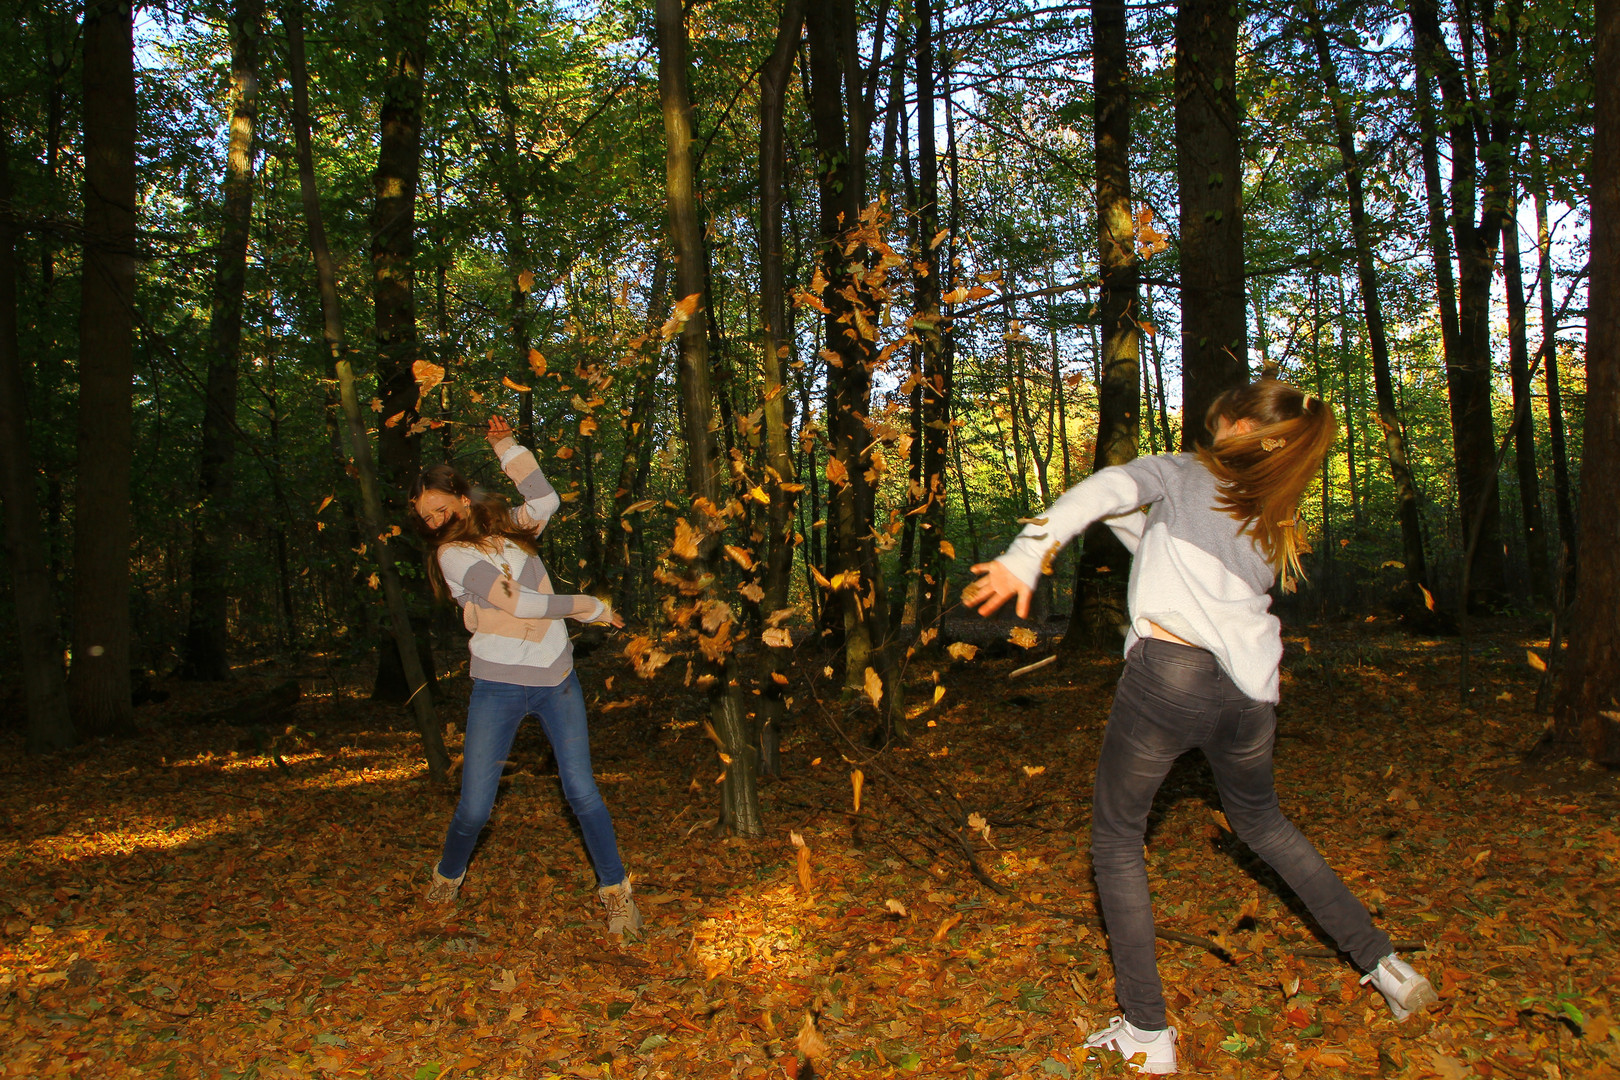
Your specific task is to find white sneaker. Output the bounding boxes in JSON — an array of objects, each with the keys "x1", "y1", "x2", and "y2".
[
  {"x1": 1361, "y1": 953, "x2": 1438, "y2": 1021},
  {"x1": 1083, "y1": 1017, "x2": 1178, "y2": 1074}
]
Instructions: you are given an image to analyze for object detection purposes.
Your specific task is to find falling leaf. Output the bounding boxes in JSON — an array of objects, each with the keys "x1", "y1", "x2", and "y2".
[
  {"x1": 863, "y1": 668, "x2": 883, "y2": 710},
  {"x1": 825, "y1": 457, "x2": 848, "y2": 486},
  {"x1": 526, "y1": 348, "x2": 547, "y2": 376},
  {"x1": 966, "y1": 812, "x2": 991, "y2": 844},
  {"x1": 411, "y1": 359, "x2": 445, "y2": 394},
  {"x1": 796, "y1": 1014, "x2": 830, "y2": 1061},
  {"x1": 317, "y1": 494, "x2": 334, "y2": 514},
  {"x1": 367, "y1": 573, "x2": 380, "y2": 590},
  {"x1": 723, "y1": 545, "x2": 754, "y2": 570},
  {"x1": 1527, "y1": 650, "x2": 1547, "y2": 672},
  {"x1": 621, "y1": 498, "x2": 658, "y2": 514},
  {"x1": 579, "y1": 416, "x2": 598, "y2": 437},
  {"x1": 1022, "y1": 765, "x2": 1045, "y2": 779},
  {"x1": 790, "y1": 831, "x2": 813, "y2": 896},
  {"x1": 1420, "y1": 583, "x2": 1437, "y2": 610},
  {"x1": 885, "y1": 898, "x2": 908, "y2": 917},
  {"x1": 516, "y1": 269, "x2": 535, "y2": 293},
  {"x1": 502, "y1": 375, "x2": 530, "y2": 393},
  {"x1": 762, "y1": 627, "x2": 792, "y2": 648},
  {"x1": 1009, "y1": 627, "x2": 1038, "y2": 649},
  {"x1": 929, "y1": 228, "x2": 949, "y2": 250},
  {"x1": 939, "y1": 540, "x2": 956, "y2": 559},
  {"x1": 660, "y1": 293, "x2": 702, "y2": 339},
  {"x1": 739, "y1": 581, "x2": 765, "y2": 603},
  {"x1": 851, "y1": 769, "x2": 864, "y2": 813},
  {"x1": 946, "y1": 642, "x2": 978, "y2": 662}
]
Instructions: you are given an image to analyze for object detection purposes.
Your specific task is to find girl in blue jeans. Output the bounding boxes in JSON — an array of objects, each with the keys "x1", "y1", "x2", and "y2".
[
  {"x1": 409, "y1": 416, "x2": 641, "y2": 935},
  {"x1": 969, "y1": 380, "x2": 1435, "y2": 1074}
]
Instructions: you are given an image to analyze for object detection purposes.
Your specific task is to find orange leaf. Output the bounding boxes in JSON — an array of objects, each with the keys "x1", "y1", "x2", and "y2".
[
  {"x1": 502, "y1": 375, "x2": 531, "y2": 393},
  {"x1": 411, "y1": 359, "x2": 445, "y2": 393},
  {"x1": 527, "y1": 348, "x2": 547, "y2": 377}
]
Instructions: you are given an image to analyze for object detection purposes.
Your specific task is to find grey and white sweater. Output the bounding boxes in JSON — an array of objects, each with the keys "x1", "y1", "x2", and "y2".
[{"x1": 995, "y1": 453, "x2": 1283, "y2": 702}]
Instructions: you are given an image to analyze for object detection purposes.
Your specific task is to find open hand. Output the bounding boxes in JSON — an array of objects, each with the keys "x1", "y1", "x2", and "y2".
[
  {"x1": 965, "y1": 560, "x2": 1032, "y2": 619},
  {"x1": 486, "y1": 415, "x2": 514, "y2": 447}
]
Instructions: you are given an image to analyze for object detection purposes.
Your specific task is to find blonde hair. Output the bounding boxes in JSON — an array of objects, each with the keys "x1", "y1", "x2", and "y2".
[{"x1": 1196, "y1": 379, "x2": 1337, "y2": 593}]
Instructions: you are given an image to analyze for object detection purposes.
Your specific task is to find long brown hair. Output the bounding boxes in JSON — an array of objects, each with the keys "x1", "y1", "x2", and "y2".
[
  {"x1": 1196, "y1": 379, "x2": 1337, "y2": 593},
  {"x1": 408, "y1": 464, "x2": 538, "y2": 600}
]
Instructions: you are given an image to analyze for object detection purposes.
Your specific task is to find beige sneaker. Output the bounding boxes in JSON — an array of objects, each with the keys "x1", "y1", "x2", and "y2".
[
  {"x1": 598, "y1": 879, "x2": 644, "y2": 936},
  {"x1": 427, "y1": 865, "x2": 465, "y2": 904}
]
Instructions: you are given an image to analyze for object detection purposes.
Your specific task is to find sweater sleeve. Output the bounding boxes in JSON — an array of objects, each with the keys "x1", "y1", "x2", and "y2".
[
  {"x1": 489, "y1": 436, "x2": 562, "y2": 534},
  {"x1": 437, "y1": 546, "x2": 602, "y2": 620},
  {"x1": 994, "y1": 464, "x2": 1155, "y2": 588}
]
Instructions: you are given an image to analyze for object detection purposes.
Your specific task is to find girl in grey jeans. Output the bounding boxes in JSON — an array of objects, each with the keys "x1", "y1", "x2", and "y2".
[{"x1": 968, "y1": 379, "x2": 1435, "y2": 1074}]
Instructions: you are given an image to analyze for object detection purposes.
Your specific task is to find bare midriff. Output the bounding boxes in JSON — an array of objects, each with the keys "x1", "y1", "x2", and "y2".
[{"x1": 1147, "y1": 622, "x2": 1194, "y2": 647}]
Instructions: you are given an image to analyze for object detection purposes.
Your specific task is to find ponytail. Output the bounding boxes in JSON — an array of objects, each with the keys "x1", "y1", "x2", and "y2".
[{"x1": 1196, "y1": 379, "x2": 1337, "y2": 592}]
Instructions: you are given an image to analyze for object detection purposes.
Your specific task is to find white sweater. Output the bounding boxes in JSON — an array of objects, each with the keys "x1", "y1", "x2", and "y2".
[{"x1": 995, "y1": 454, "x2": 1284, "y2": 702}]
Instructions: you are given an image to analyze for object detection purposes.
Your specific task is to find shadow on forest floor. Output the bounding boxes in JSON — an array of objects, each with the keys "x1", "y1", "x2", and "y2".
[{"x1": 3, "y1": 617, "x2": 1618, "y2": 1079}]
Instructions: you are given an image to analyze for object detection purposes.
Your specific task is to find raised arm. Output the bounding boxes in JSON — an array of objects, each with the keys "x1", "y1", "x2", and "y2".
[
  {"x1": 438, "y1": 545, "x2": 615, "y2": 623},
  {"x1": 484, "y1": 416, "x2": 561, "y2": 534}
]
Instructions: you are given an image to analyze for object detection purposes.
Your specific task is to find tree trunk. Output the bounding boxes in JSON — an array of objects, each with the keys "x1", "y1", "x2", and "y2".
[
  {"x1": 1175, "y1": 0, "x2": 1248, "y2": 447},
  {"x1": 369, "y1": 0, "x2": 436, "y2": 701},
  {"x1": 71, "y1": 0, "x2": 138, "y2": 737},
  {"x1": 183, "y1": 0, "x2": 264, "y2": 681},
  {"x1": 1307, "y1": 0, "x2": 1430, "y2": 599},
  {"x1": 1551, "y1": 0, "x2": 1619, "y2": 764},
  {"x1": 805, "y1": 0, "x2": 904, "y2": 741},
  {"x1": 654, "y1": 0, "x2": 762, "y2": 835},
  {"x1": 912, "y1": 0, "x2": 951, "y2": 643},
  {"x1": 0, "y1": 129, "x2": 74, "y2": 751},
  {"x1": 1065, "y1": 0, "x2": 1138, "y2": 655},
  {"x1": 1501, "y1": 197, "x2": 1550, "y2": 599},
  {"x1": 1410, "y1": 0, "x2": 1512, "y2": 608},
  {"x1": 755, "y1": 0, "x2": 806, "y2": 776},
  {"x1": 1530, "y1": 136, "x2": 1577, "y2": 593},
  {"x1": 286, "y1": 0, "x2": 447, "y2": 782}
]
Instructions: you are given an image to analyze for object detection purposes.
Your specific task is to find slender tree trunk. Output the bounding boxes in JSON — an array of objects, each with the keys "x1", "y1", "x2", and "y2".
[
  {"x1": 0, "y1": 130, "x2": 74, "y2": 751},
  {"x1": 1066, "y1": 0, "x2": 1138, "y2": 655},
  {"x1": 1530, "y1": 136, "x2": 1577, "y2": 592},
  {"x1": 1551, "y1": 0, "x2": 1618, "y2": 763},
  {"x1": 912, "y1": 0, "x2": 952, "y2": 644},
  {"x1": 1175, "y1": 0, "x2": 1248, "y2": 447},
  {"x1": 286, "y1": 0, "x2": 447, "y2": 782},
  {"x1": 1501, "y1": 197, "x2": 1550, "y2": 598},
  {"x1": 1308, "y1": 1, "x2": 1429, "y2": 596},
  {"x1": 654, "y1": 0, "x2": 762, "y2": 834},
  {"x1": 183, "y1": 0, "x2": 264, "y2": 680},
  {"x1": 612, "y1": 255, "x2": 669, "y2": 621},
  {"x1": 71, "y1": 0, "x2": 138, "y2": 736},
  {"x1": 805, "y1": 0, "x2": 903, "y2": 740},
  {"x1": 755, "y1": 0, "x2": 806, "y2": 776}
]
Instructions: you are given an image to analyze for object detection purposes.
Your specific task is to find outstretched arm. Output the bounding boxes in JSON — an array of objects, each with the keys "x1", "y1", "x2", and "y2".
[
  {"x1": 484, "y1": 415, "x2": 562, "y2": 534},
  {"x1": 968, "y1": 465, "x2": 1151, "y2": 619},
  {"x1": 439, "y1": 546, "x2": 619, "y2": 624}
]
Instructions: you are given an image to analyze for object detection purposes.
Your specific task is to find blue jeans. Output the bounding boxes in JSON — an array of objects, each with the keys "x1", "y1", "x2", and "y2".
[
  {"x1": 1091, "y1": 638, "x2": 1390, "y2": 1030},
  {"x1": 437, "y1": 672, "x2": 626, "y2": 888}
]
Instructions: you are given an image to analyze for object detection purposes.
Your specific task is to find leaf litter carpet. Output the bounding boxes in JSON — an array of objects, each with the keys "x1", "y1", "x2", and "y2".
[{"x1": 3, "y1": 621, "x2": 1617, "y2": 1078}]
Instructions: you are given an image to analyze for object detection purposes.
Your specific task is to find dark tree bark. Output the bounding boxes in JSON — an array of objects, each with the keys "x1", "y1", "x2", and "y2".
[
  {"x1": 1065, "y1": 0, "x2": 1138, "y2": 654},
  {"x1": 1552, "y1": 0, "x2": 1619, "y2": 764},
  {"x1": 611, "y1": 254, "x2": 669, "y2": 621},
  {"x1": 1410, "y1": 0, "x2": 1515, "y2": 608},
  {"x1": 285, "y1": 0, "x2": 447, "y2": 782},
  {"x1": 805, "y1": 0, "x2": 904, "y2": 740},
  {"x1": 755, "y1": 0, "x2": 806, "y2": 776},
  {"x1": 0, "y1": 129, "x2": 74, "y2": 751},
  {"x1": 369, "y1": 0, "x2": 436, "y2": 701},
  {"x1": 71, "y1": 0, "x2": 138, "y2": 736},
  {"x1": 1175, "y1": 0, "x2": 1248, "y2": 447},
  {"x1": 913, "y1": 0, "x2": 951, "y2": 642},
  {"x1": 1501, "y1": 197, "x2": 1550, "y2": 598},
  {"x1": 654, "y1": 0, "x2": 762, "y2": 835},
  {"x1": 1307, "y1": 0, "x2": 1430, "y2": 600},
  {"x1": 1530, "y1": 136, "x2": 1577, "y2": 592},
  {"x1": 183, "y1": 0, "x2": 264, "y2": 681}
]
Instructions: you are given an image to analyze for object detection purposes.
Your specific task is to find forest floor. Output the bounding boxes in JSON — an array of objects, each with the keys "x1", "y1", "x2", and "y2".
[{"x1": 3, "y1": 617, "x2": 1618, "y2": 1080}]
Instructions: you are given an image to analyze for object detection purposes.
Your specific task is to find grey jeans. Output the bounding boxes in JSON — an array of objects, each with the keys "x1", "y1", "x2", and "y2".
[{"x1": 1091, "y1": 637, "x2": 1391, "y2": 1029}]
